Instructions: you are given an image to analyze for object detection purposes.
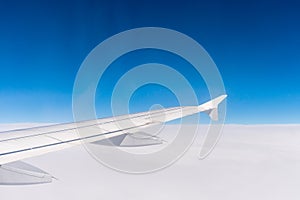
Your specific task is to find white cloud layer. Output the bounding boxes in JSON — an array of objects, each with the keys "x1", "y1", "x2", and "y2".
[{"x1": 0, "y1": 124, "x2": 300, "y2": 200}]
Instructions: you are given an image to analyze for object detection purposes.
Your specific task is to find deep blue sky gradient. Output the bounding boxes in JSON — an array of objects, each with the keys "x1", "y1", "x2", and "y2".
[{"x1": 0, "y1": 0, "x2": 299, "y2": 123}]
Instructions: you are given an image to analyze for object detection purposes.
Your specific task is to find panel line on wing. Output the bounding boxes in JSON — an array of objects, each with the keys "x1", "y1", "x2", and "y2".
[
  {"x1": 0, "y1": 107, "x2": 182, "y2": 143},
  {"x1": 0, "y1": 121, "x2": 158, "y2": 157}
]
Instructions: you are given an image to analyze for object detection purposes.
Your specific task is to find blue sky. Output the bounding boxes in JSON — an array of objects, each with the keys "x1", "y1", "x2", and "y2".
[{"x1": 0, "y1": 0, "x2": 299, "y2": 124}]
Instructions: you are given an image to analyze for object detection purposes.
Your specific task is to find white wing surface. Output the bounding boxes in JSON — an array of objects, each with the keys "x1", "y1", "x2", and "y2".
[{"x1": 0, "y1": 95, "x2": 226, "y2": 185}]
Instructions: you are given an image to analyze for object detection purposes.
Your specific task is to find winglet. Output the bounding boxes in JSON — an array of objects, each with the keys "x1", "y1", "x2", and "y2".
[{"x1": 198, "y1": 95, "x2": 227, "y2": 121}]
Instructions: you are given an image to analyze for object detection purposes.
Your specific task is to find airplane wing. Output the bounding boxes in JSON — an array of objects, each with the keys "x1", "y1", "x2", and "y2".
[{"x1": 0, "y1": 95, "x2": 226, "y2": 185}]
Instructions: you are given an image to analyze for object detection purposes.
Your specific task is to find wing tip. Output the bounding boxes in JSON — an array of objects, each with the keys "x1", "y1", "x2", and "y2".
[{"x1": 200, "y1": 94, "x2": 227, "y2": 121}]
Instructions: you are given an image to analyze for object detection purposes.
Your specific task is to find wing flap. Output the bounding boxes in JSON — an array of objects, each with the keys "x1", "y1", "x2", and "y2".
[
  {"x1": 0, "y1": 161, "x2": 52, "y2": 185},
  {"x1": 92, "y1": 132, "x2": 163, "y2": 147}
]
